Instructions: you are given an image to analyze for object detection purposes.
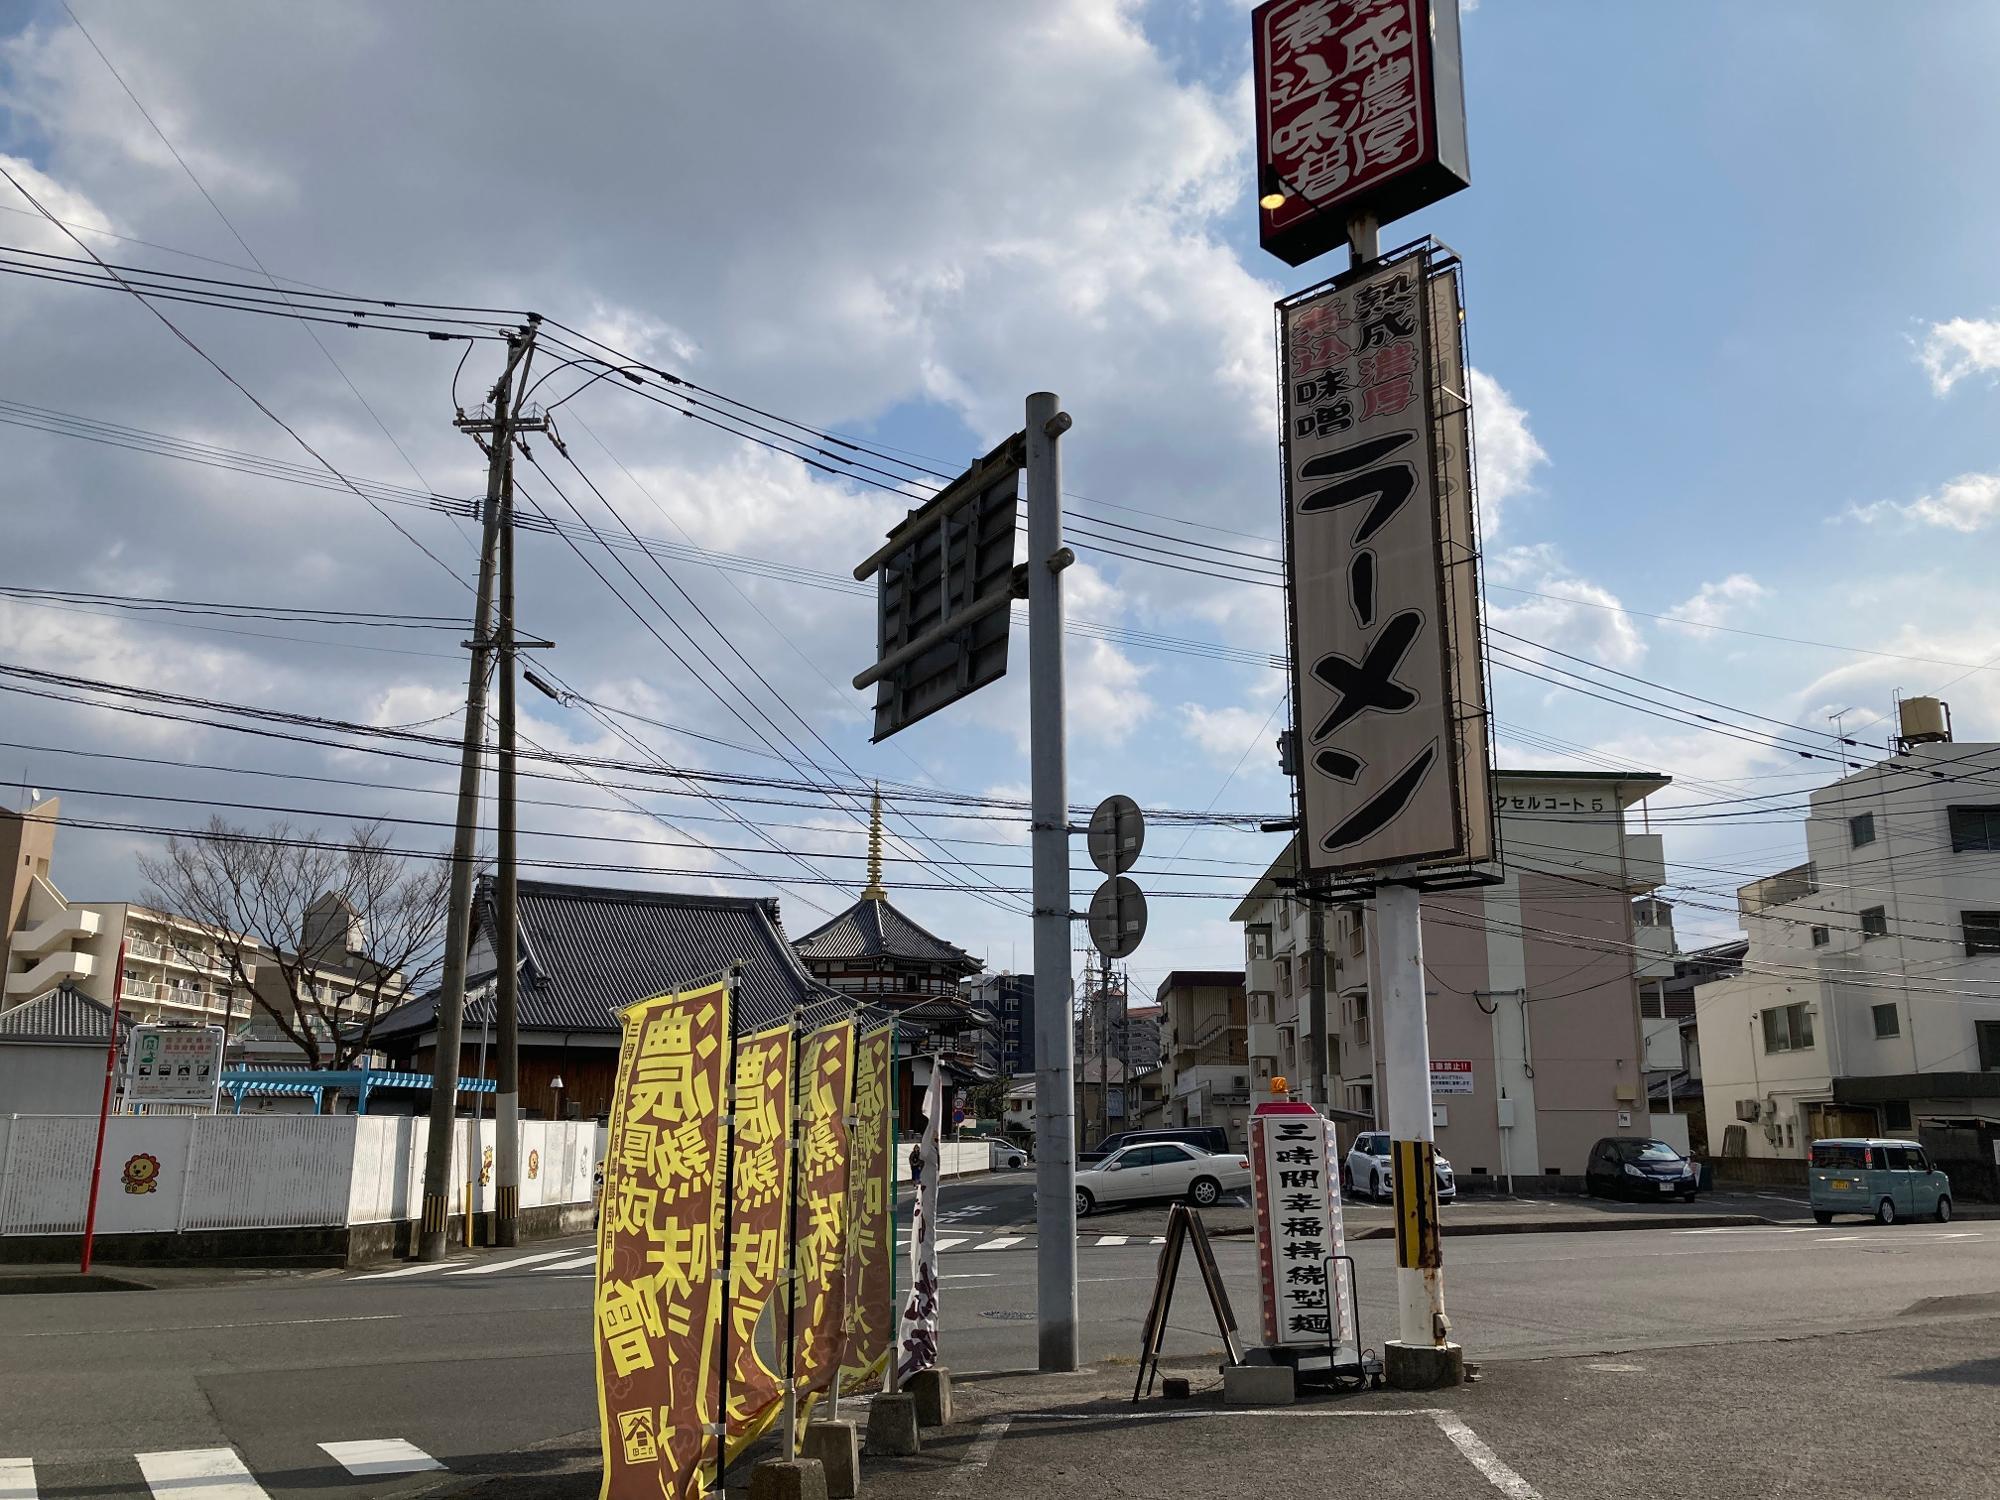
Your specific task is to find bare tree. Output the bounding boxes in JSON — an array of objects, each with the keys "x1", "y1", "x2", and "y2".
[{"x1": 140, "y1": 818, "x2": 453, "y2": 1071}]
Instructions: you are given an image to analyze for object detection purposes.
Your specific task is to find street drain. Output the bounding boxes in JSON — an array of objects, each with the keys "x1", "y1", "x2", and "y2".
[{"x1": 980, "y1": 1309, "x2": 1035, "y2": 1321}]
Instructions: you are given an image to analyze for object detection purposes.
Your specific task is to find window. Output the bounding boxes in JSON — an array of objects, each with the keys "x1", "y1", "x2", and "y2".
[
  {"x1": 1860, "y1": 906, "x2": 1889, "y2": 939},
  {"x1": 1849, "y1": 812, "x2": 1876, "y2": 848},
  {"x1": 1872, "y1": 1002, "x2": 1901, "y2": 1039},
  {"x1": 1979, "y1": 1020, "x2": 2000, "y2": 1072},
  {"x1": 1761, "y1": 1002, "x2": 1815, "y2": 1053},
  {"x1": 1882, "y1": 1100, "x2": 1912, "y2": 1131},
  {"x1": 1810, "y1": 925, "x2": 1830, "y2": 947},
  {"x1": 1948, "y1": 804, "x2": 2000, "y2": 852},
  {"x1": 1811, "y1": 1143, "x2": 1869, "y2": 1169},
  {"x1": 1964, "y1": 912, "x2": 2000, "y2": 956}
]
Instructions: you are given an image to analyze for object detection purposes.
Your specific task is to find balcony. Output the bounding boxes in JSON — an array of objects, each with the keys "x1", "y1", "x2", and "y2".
[
  {"x1": 1622, "y1": 833, "x2": 1666, "y2": 894},
  {"x1": 1632, "y1": 920, "x2": 1675, "y2": 979},
  {"x1": 10, "y1": 907, "x2": 101, "y2": 958},
  {"x1": 126, "y1": 937, "x2": 166, "y2": 962},
  {"x1": 1740, "y1": 862, "x2": 1818, "y2": 916},
  {"x1": 6, "y1": 948, "x2": 96, "y2": 996},
  {"x1": 121, "y1": 978, "x2": 163, "y2": 1001}
]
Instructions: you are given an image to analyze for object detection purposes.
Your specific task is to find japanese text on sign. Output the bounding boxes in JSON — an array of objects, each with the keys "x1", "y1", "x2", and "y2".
[
  {"x1": 792, "y1": 1022, "x2": 854, "y2": 1412},
  {"x1": 1262, "y1": 0, "x2": 1426, "y2": 214},
  {"x1": 723, "y1": 1025, "x2": 792, "y2": 1461},
  {"x1": 1250, "y1": 1102, "x2": 1356, "y2": 1350},
  {"x1": 593, "y1": 981, "x2": 731, "y2": 1500},
  {"x1": 839, "y1": 1027, "x2": 895, "y2": 1390}
]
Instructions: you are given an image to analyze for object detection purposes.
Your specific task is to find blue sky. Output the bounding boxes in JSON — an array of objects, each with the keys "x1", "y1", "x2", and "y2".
[{"x1": 2, "y1": 2, "x2": 1998, "y2": 993}]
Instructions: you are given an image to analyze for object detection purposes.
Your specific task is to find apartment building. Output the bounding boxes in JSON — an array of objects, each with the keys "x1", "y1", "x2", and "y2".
[
  {"x1": 1234, "y1": 768, "x2": 1674, "y2": 1180},
  {"x1": 965, "y1": 971, "x2": 1034, "y2": 1078},
  {"x1": 1695, "y1": 705, "x2": 2000, "y2": 1159},
  {"x1": 1154, "y1": 969, "x2": 1249, "y2": 1149}
]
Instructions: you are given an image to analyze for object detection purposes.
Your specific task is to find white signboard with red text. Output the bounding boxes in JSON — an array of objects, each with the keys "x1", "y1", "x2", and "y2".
[
  {"x1": 1249, "y1": 1099, "x2": 1356, "y2": 1355},
  {"x1": 1430, "y1": 1059, "x2": 1473, "y2": 1095}
]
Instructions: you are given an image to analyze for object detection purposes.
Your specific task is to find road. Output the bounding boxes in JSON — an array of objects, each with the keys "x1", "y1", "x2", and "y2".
[{"x1": 1, "y1": 1178, "x2": 1995, "y2": 1497}]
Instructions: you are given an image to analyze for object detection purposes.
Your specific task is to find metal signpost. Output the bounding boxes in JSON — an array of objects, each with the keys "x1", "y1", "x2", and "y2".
[
  {"x1": 855, "y1": 393, "x2": 1080, "y2": 1372},
  {"x1": 1254, "y1": 0, "x2": 1493, "y2": 1392}
]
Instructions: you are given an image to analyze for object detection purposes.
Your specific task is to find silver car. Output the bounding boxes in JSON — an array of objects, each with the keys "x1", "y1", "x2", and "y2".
[{"x1": 1343, "y1": 1130, "x2": 1456, "y2": 1204}]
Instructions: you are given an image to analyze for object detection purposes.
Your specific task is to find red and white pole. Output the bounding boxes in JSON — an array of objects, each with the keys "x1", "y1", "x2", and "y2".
[{"x1": 80, "y1": 940, "x2": 128, "y2": 1275}]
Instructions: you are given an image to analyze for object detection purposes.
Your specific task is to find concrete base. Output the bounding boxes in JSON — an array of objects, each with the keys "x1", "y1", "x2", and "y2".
[
  {"x1": 865, "y1": 1391, "x2": 921, "y2": 1455},
  {"x1": 802, "y1": 1419, "x2": 860, "y2": 1498},
  {"x1": 908, "y1": 1366, "x2": 952, "y2": 1427},
  {"x1": 1384, "y1": 1340, "x2": 1465, "y2": 1391},
  {"x1": 1223, "y1": 1363, "x2": 1296, "y2": 1406},
  {"x1": 748, "y1": 1458, "x2": 828, "y2": 1500}
]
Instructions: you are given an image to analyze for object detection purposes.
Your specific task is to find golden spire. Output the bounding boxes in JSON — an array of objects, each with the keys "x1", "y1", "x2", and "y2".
[{"x1": 861, "y1": 783, "x2": 887, "y2": 900}]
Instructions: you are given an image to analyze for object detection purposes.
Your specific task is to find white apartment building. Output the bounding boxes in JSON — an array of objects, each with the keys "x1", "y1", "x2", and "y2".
[
  {"x1": 1695, "y1": 707, "x2": 2000, "y2": 1159},
  {"x1": 1235, "y1": 768, "x2": 1675, "y2": 1178}
]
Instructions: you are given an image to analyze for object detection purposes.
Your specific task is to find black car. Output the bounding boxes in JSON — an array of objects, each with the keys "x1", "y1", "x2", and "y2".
[
  {"x1": 1079, "y1": 1126, "x2": 1231, "y2": 1166},
  {"x1": 1585, "y1": 1137, "x2": 1700, "y2": 1201}
]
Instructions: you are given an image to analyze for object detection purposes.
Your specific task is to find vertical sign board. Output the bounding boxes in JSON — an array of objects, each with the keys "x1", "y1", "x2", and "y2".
[
  {"x1": 838, "y1": 1025, "x2": 896, "y2": 1390},
  {"x1": 1279, "y1": 243, "x2": 1493, "y2": 879},
  {"x1": 127, "y1": 1025, "x2": 224, "y2": 1106},
  {"x1": 1249, "y1": 1099, "x2": 1356, "y2": 1356},
  {"x1": 722, "y1": 1024, "x2": 793, "y2": 1461},
  {"x1": 1252, "y1": 0, "x2": 1471, "y2": 266}
]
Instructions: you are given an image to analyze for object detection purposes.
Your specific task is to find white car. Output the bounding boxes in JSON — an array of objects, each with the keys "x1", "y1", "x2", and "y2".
[
  {"x1": 1343, "y1": 1130, "x2": 1457, "y2": 1204},
  {"x1": 1074, "y1": 1141, "x2": 1251, "y2": 1216}
]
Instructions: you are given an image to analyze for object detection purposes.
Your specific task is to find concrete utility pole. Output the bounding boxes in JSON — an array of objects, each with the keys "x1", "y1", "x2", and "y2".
[
  {"x1": 1305, "y1": 889, "x2": 1328, "y2": 1106},
  {"x1": 418, "y1": 324, "x2": 538, "y2": 1262},
  {"x1": 493, "y1": 377, "x2": 527, "y2": 1248},
  {"x1": 1026, "y1": 390, "x2": 1078, "y2": 1372}
]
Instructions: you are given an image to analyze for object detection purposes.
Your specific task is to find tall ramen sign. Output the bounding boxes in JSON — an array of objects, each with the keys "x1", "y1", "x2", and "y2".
[
  {"x1": 1278, "y1": 241, "x2": 1491, "y2": 881},
  {"x1": 1252, "y1": 0, "x2": 1470, "y2": 266}
]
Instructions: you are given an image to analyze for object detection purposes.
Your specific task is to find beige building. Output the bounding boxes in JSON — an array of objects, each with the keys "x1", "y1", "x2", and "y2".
[
  {"x1": 1696, "y1": 717, "x2": 2000, "y2": 1160},
  {"x1": 1234, "y1": 768, "x2": 1674, "y2": 1181},
  {"x1": 1154, "y1": 969, "x2": 1249, "y2": 1150}
]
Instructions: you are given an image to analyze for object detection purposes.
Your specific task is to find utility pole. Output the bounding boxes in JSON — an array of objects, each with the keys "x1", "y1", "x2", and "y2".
[
  {"x1": 1097, "y1": 948, "x2": 1112, "y2": 1143},
  {"x1": 418, "y1": 323, "x2": 539, "y2": 1262},
  {"x1": 1305, "y1": 890, "x2": 1328, "y2": 1106},
  {"x1": 492, "y1": 357, "x2": 529, "y2": 1248},
  {"x1": 1026, "y1": 390, "x2": 1078, "y2": 1373}
]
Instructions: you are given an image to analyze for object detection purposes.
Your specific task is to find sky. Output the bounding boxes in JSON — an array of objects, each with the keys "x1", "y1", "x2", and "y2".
[{"x1": 2, "y1": 1, "x2": 1998, "y2": 1000}]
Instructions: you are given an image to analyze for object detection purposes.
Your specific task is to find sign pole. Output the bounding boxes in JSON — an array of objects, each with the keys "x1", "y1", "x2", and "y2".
[
  {"x1": 80, "y1": 940, "x2": 127, "y2": 1275},
  {"x1": 1376, "y1": 877, "x2": 1451, "y2": 1368},
  {"x1": 1026, "y1": 389, "x2": 1078, "y2": 1373}
]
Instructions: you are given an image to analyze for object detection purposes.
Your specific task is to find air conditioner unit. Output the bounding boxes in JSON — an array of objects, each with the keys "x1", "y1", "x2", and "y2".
[{"x1": 1735, "y1": 1099, "x2": 1762, "y2": 1122}]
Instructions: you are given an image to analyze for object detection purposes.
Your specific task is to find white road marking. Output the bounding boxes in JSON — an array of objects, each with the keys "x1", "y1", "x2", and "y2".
[
  {"x1": 942, "y1": 1418, "x2": 1010, "y2": 1492},
  {"x1": 319, "y1": 1439, "x2": 445, "y2": 1477},
  {"x1": 1583, "y1": 1362, "x2": 1645, "y2": 1373},
  {"x1": 934, "y1": 1237, "x2": 969, "y2": 1252},
  {"x1": 544, "y1": 1251, "x2": 601, "y2": 1271},
  {"x1": 1095, "y1": 1235, "x2": 1129, "y2": 1246},
  {"x1": 1809, "y1": 1235, "x2": 1863, "y2": 1245},
  {"x1": 1432, "y1": 1411, "x2": 1543, "y2": 1499},
  {"x1": 972, "y1": 1236, "x2": 1024, "y2": 1251},
  {"x1": 0, "y1": 1458, "x2": 34, "y2": 1500},
  {"x1": 18, "y1": 1314, "x2": 402, "y2": 1339},
  {"x1": 135, "y1": 1448, "x2": 271, "y2": 1500},
  {"x1": 353, "y1": 1260, "x2": 457, "y2": 1280},
  {"x1": 445, "y1": 1249, "x2": 576, "y2": 1276}
]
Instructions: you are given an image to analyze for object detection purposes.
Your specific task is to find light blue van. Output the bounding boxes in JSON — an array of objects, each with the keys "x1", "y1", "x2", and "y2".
[{"x1": 1808, "y1": 1138, "x2": 1952, "y2": 1225}]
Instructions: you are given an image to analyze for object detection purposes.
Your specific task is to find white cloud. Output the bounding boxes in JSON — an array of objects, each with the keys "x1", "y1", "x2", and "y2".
[
  {"x1": 1467, "y1": 367, "x2": 1547, "y2": 537},
  {"x1": 1917, "y1": 317, "x2": 2000, "y2": 395},
  {"x1": 1848, "y1": 472, "x2": 2000, "y2": 533},
  {"x1": 1180, "y1": 701, "x2": 1276, "y2": 764},
  {"x1": 1486, "y1": 543, "x2": 1645, "y2": 668},
  {"x1": 1667, "y1": 573, "x2": 1767, "y2": 633}
]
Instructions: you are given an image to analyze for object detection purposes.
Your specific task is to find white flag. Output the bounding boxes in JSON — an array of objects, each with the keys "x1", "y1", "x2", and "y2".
[{"x1": 896, "y1": 1058, "x2": 944, "y2": 1379}]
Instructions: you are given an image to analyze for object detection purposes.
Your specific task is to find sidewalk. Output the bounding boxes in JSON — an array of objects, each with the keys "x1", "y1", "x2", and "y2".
[{"x1": 1066, "y1": 1191, "x2": 1785, "y2": 1240}]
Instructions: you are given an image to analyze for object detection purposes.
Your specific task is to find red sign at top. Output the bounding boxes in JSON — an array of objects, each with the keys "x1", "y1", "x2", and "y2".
[{"x1": 1252, "y1": 0, "x2": 1470, "y2": 266}]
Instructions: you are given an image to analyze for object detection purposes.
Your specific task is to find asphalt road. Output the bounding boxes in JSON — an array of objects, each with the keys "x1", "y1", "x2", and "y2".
[{"x1": 1, "y1": 1179, "x2": 1995, "y2": 1497}]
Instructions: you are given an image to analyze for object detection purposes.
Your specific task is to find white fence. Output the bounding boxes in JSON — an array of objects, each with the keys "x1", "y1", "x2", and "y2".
[
  {"x1": 894, "y1": 1138, "x2": 995, "y2": 1182},
  {"x1": 0, "y1": 1114, "x2": 603, "y2": 1238}
]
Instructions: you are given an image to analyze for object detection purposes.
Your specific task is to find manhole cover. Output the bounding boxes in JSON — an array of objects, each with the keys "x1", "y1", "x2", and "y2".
[{"x1": 980, "y1": 1310, "x2": 1035, "y2": 1321}]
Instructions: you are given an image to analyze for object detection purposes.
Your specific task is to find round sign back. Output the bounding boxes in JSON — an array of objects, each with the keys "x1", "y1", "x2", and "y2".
[
  {"x1": 1087, "y1": 794, "x2": 1145, "y2": 877},
  {"x1": 1087, "y1": 875, "x2": 1148, "y2": 959}
]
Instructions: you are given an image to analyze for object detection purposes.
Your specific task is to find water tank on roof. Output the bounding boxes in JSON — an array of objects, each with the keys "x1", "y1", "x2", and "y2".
[{"x1": 1898, "y1": 696, "x2": 1951, "y2": 747}]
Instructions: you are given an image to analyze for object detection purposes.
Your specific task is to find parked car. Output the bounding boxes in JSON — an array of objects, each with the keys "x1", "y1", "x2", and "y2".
[
  {"x1": 1584, "y1": 1137, "x2": 1700, "y2": 1200},
  {"x1": 1079, "y1": 1126, "x2": 1231, "y2": 1166},
  {"x1": 990, "y1": 1139, "x2": 1029, "y2": 1170},
  {"x1": 1342, "y1": 1130, "x2": 1456, "y2": 1204},
  {"x1": 1809, "y1": 1138, "x2": 1952, "y2": 1225},
  {"x1": 1074, "y1": 1141, "x2": 1251, "y2": 1216}
]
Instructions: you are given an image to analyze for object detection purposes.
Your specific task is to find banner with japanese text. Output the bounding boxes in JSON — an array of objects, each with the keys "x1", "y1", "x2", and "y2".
[
  {"x1": 791, "y1": 1020, "x2": 854, "y2": 1423},
  {"x1": 593, "y1": 979, "x2": 731, "y2": 1500},
  {"x1": 722, "y1": 1023, "x2": 793, "y2": 1462},
  {"x1": 838, "y1": 1024, "x2": 895, "y2": 1391},
  {"x1": 896, "y1": 1062, "x2": 943, "y2": 1379}
]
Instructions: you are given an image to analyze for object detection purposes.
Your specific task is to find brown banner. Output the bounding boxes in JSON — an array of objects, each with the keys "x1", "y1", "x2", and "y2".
[
  {"x1": 838, "y1": 1025, "x2": 894, "y2": 1389},
  {"x1": 722, "y1": 1023, "x2": 793, "y2": 1460},
  {"x1": 791, "y1": 1020, "x2": 854, "y2": 1414},
  {"x1": 594, "y1": 979, "x2": 731, "y2": 1500}
]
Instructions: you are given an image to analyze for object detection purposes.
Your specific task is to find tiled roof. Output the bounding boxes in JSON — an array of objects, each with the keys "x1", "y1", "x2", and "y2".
[
  {"x1": 372, "y1": 878, "x2": 859, "y2": 1043},
  {"x1": 792, "y1": 896, "x2": 979, "y2": 970},
  {"x1": 0, "y1": 983, "x2": 132, "y2": 1045}
]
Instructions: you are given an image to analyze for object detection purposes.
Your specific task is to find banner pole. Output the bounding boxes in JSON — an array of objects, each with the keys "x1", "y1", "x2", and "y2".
[
  {"x1": 828, "y1": 1016, "x2": 860, "y2": 1425},
  {"x1": 882, "y1": 1021, "x2": 901, "y2": 1395},
  {"x1": 712, "y1": 967, "x2": 742, "y2": 1497},
  {"x1": 779, "y1": 1012, "x2": 804, "y2": 1456}
]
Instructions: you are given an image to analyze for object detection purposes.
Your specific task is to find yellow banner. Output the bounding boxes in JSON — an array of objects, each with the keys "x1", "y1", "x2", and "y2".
[
  {"x1": 594, "y1": 979, "x2": 731, "y2": 1500},
  {"x1": 838, "y1": 1025, "x2": 894, "y2": 1390},
  {"x1": 792, "y1": 1020, "x2": 854, "y2": 1421},
  {"x1": 722, "y1": 1023, "x2": 792, "y2": 1461}
]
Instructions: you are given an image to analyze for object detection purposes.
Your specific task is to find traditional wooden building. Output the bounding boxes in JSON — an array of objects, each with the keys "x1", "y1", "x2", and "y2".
[{"x1": 791, "y1": 794, "x2": 993, "y2": 1124}]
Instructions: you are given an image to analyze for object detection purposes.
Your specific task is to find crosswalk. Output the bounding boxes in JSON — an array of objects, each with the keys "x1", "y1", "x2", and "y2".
[
  {"x1": 348, "y1": 1233, "x2": 1166, "y2": 1283},
  {"x1": 2, "y1": 1439, "x2": 447, "y2": 1498}
]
